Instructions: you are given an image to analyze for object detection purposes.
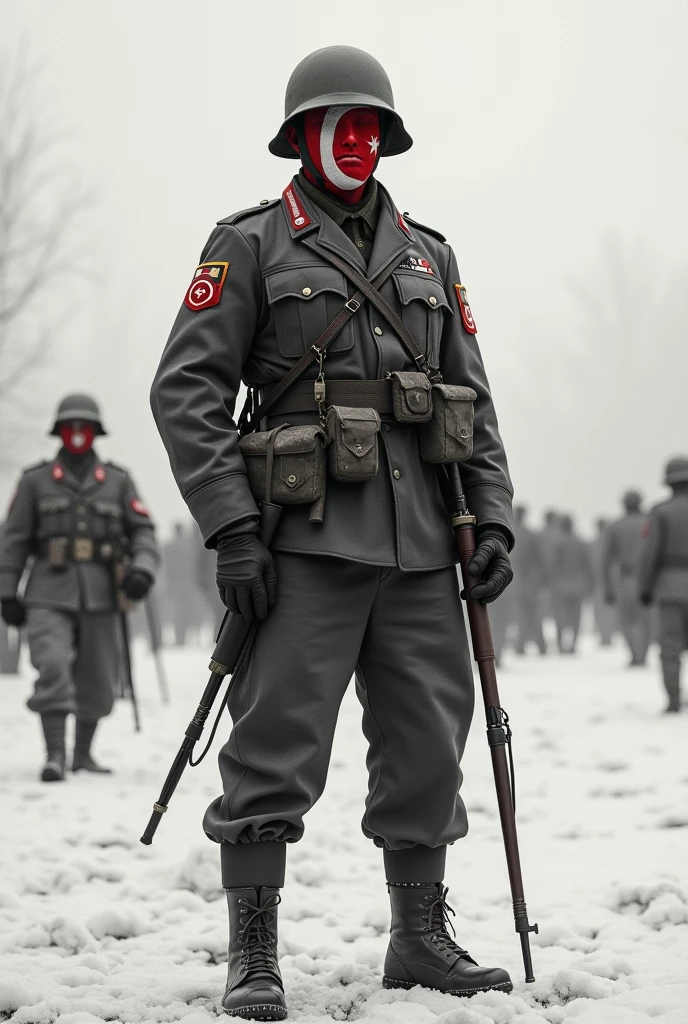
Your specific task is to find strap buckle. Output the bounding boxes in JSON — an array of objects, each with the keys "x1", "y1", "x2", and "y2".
[{"x1": 345, "y1": 298, "x2": 361, "y2": 313}]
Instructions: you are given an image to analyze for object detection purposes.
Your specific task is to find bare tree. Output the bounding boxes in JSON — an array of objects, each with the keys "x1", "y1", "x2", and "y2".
[{"x1": 0, "y1": 44, "x2": 93, "y2": 468}]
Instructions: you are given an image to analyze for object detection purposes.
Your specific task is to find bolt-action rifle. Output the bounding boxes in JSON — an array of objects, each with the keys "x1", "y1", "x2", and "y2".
[
  {"x1": 140, "y1": 501, "x2": 282, "y2": 846},
  {"x1": 445, "y1": 462, "x2": 538, "y2": 983}
]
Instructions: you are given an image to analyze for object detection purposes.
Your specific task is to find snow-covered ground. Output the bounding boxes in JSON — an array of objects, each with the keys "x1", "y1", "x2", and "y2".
[{"x1": 1, "y1": 630, "x2": 687, "y2": 1024}]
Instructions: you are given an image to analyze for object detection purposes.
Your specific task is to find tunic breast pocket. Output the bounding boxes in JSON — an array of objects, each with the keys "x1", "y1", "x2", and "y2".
[
  {"x1": 265, "y1": 266, "x2": 354, "y2": 358},
  {"x1": 37, "y1": 496, "x2": 72, "y2": 539},
  {"x1": 392, "y1": 273, "x2": 452, "y2": 369},
  {"x1": 91, "y1": 499, "x2": 124, "y2": 540}
]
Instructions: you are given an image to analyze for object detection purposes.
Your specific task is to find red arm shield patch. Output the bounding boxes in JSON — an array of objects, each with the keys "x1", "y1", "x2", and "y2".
[
  {"x1": 184, "y1": 262, "x2": 229, "y2": 311},
  {"x1": 131, "y1": 498, "x2": 150, "y2": 517},
  {"x1": 455, "y1": 284, "x2": 477, "y2": 334}
]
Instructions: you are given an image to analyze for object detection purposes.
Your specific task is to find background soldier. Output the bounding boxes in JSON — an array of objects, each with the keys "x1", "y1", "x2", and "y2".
[
  {"x1": 590, "y1": 517, "x2": 616, "y2": 647},
  {"x1": 0, "y1": 394, "x2": 159, "y2": 780},
  {"x1": 551, "y1": 513, "x2": 594, "y2": 654},
  {"x1": 603, "y1": 490, "x2": 650, "y2": 666},
  {"x1": 511, "y1": 504, "x2": 546, "y2": 655},
  {"x1": 152, "y1": 46, "x2": 514, "y2": 1019},
  {"x1": 639, "y1": 457, "x2": 688, "y2": 713}
]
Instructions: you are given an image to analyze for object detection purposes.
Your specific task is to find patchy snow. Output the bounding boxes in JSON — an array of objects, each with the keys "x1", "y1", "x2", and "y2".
[{"x1": 1, "y1": 633, "x2": 686, "y2": 1023}]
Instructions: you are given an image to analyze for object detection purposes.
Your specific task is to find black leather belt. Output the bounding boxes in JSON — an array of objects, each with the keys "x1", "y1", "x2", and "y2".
[
  {"x1": 39, "y1": 538, "x2": 116, "y2": 564},
  {"x1": 267, "y1": 378, "x2": 393, "y2": 417}
]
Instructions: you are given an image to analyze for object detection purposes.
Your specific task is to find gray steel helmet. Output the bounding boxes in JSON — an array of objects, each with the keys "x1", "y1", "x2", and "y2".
[
  {"x1": 664, "y1": 456, "x2": 688, "y2": 486},
  {"x1": 622, "y1": 489, "x2": 643, "y2": 511},
  {"x1": 50, "y1": 393, "x2": 107, "y2": 436},
  {"x1": 269, "y1": 45, "x2": 413, "y2": 159}
]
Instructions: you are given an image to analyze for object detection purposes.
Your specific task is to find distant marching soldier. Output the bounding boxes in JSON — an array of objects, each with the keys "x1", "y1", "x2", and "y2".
[
  {"x1": 639, "y1": 457, "x2": 688, "y2": 713},
  {"x1": 602, "y1": 491, "x2": 650, "y2": 666},
  {"x1": 511, "y1": 504, "x2": 547, "y2": 655},
  {"x1": 590, "y1": 517, "x2": 616, "y2": 647},
  {"x1": 551, "y1": 514, "x2": 594, "y2": 654},
  {"x1": 0, "y1": 394, "x2": 159, "y2": 780}
]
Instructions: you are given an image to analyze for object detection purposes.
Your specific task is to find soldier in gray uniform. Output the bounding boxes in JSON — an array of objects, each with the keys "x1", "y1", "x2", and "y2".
[
  {"x1": 151, "y1": 47, "x2": 514, "y2": 1017},
  {"x1": 639, "y1": 457, "x2": 688, "y2": 713},
  {"x1": 511, "y1": 504, "x2": 546, "y2": 655},
  {"x1": 590, "y1": 517, "x2": 616, "y2": 647},
  {"x1": 551, "y1": 514, "x2": 593, "y2": 654},
  {"x1": 0, "y1": 394, "x2": 159, "y2": 780},
  {"x1": 602, "y1": 491, "x2": 650, "y2": 666},
  {"x1": 0, "y1": 526, "x2": 22, "y2": 674}
]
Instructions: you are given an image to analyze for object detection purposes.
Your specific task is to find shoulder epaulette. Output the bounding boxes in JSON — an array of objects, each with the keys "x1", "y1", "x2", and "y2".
[
  {"x1": 105, "y1": 460, "x2": 126, "y2": 474},
  {"x1": 25, "y1": 459, "x2": 49, "y2": 475},
  {"x1": 402, "y1": 213, "x2": 446, "y2": 244},
  {"x1": 217, "y1": 198, "x2": 281, "y2": 227}
]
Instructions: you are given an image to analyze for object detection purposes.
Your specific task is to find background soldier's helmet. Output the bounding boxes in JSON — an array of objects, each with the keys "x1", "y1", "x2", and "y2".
[
  {"x1": 664, "y1": 456, "x2": 688, "y2": 486},
  {"x1": 269, "y1": 45, "x2": 413, "y2": 159},
  {"x1": 49, "y1": 393, "x2": 107, "y2": 436},
  {"x1": 622, "y1": 489, "x2": 643, "y2": 511}
]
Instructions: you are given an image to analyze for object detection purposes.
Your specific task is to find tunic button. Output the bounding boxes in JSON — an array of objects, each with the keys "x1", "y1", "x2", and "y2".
[
  {"x1": 374, "y1": 327, "x2": 383, "y2": 336},
  {"x1": 77, "y1": 522, "x2": 87, "y2": 532},
  {"x1": 393, "y1": 469, "x2": 401, "y2": 480},
  {"x1": 259, "y1": 199, "x2": 269, "y2": 205},
  {"x1": 287, "y1": 474, "x2": 297, "y2": 484},
  {"x1": 428, "y1": 296, "x2": 437, "y2": 306},
  {"x1": 383, "y1": 423, "x2": 391, "y2": 432},
  {"x1": 77, "y1": 505, "x2": 86, "y2": 514},
  {"x1": 302, "y1": 287, "x2": 312, "y2": 296}
]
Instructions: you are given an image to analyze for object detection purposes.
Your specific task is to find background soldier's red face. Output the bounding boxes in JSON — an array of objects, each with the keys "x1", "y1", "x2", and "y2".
[{"x1": 59, "y1": 420, "x2": 96, "y2": 454}]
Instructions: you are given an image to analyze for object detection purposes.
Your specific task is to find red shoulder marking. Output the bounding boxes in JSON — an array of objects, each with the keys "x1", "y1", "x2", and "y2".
[
  {"x1": 131, "y1": 497, "x2": 150, "y2": 517},
  {"x1": 455, "y1": 284, "x2": 477, "y2": 334},
  {"x1": 184, "y1": 262, "x2": 229, "y2": 311},
  {"x1": 52, "y1": 464, "x2": 65, "y2": 481}
]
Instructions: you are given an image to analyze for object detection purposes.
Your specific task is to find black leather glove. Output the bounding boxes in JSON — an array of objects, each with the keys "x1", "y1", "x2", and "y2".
[
  {"x1": 1, "y1": 597, "x2": 25, "y2": 627},
  {"x1": 216, "y1": 531, "x2": 277, "y2": 621},
  {"x1": 121, "y1": 568, "x2": 153, "y2": 601},
  {"x1": 465, "y1": 531, "x2": 513, "y2": 604},
  {"x1": 639, "y1": 592, "x2": 653, "y2": 607}
]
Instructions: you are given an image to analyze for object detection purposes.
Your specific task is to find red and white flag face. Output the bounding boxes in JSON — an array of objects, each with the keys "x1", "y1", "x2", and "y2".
[
  {"x1": 303, "y1": 105, "x2": 380, "y2": 194},
  {"x1": 184, "y1": 262, "x2": 229, "y2": 311}
]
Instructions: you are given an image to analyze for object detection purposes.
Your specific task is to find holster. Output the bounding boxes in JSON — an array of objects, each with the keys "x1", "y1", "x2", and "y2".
[
  {"x1": 419, "y1": 384, "x2": 477, "y2": 463},
  {"x1": 238, "y1": 423, "x2": 328, "y2": 523},
  {"x1": 325, "y1": 405, "x2": 381, "y2": 483}
]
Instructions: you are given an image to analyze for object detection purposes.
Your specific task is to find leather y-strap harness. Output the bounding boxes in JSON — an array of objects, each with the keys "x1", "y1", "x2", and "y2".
[{"x1": 238, "y1": 249, "x2": 442, "y2": 436}]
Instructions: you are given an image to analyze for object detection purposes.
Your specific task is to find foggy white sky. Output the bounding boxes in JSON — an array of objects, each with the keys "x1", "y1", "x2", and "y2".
[{"x1": 2, "y1": 0, "x2": 687, "y2": 538}]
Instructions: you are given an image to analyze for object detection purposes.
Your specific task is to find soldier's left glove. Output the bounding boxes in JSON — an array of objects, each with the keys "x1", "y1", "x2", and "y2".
[
  {"x1": 1, "y1": 597, "x2": 25, "y2": 627},
  {"x1": 465, "y1": 530, "x2": 513, "y2": 605},
  {"x1": 121, "y1": 568, "x2": 153, "y2": 601}
]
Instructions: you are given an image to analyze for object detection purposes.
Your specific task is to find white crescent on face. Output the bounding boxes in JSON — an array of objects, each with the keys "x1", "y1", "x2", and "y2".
[{"x1": 320, "y1": 105, "x2": 366, "y2": 191}]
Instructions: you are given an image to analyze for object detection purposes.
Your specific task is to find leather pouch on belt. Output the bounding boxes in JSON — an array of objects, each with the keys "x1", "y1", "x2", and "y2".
[
  {"x1": 326, "y1": 406, "x2": 380, "y2": 483},
  {"x1": 239, "y1": 424, "x2": 328, "y2": 523},
  {"x1": 388, "y1": 371, "x2": 433, "y2": 424},
  {"x1": 419, "y1": 383, "x2": 477, "y2": 463}
]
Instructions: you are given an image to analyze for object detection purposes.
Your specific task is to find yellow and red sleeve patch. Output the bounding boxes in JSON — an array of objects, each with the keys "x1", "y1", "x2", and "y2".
[
  {"x1": 455, "y1": 284, "x2": 477, "y2": 334},
  {"x1": 184, "y1": 262, "x2": 229, "y2": 311}
]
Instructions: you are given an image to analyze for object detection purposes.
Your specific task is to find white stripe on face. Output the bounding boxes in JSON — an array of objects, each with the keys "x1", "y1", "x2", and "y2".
[{"x1": 319, "y1": 105, "x2": 365, "y2": 191}]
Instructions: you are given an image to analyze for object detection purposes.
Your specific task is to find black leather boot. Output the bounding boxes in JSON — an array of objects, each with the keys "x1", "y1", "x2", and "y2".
[
  {"x1": 222, "y1": 886, "x2": 287, "y2": 1020},
  {"x1": 72, "y1": 720, "x2": 112, "y2": 773},
  {"x1": 383, "y1": 883, "x2": 513, "y2": 997},
  {"x1": 40, "y1": 713, "x2": 66, "y2": 782}
]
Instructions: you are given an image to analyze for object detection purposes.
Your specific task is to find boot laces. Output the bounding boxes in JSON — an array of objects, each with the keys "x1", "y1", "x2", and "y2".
[
  {"x1": 426, "y1": 886, "x2": 469, "y2": 957},
  {"x1": 239, "y1": 892, "x2": 282, "y2": 983}
]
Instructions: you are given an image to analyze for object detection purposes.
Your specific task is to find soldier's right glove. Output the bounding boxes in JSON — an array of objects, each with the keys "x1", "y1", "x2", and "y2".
[
  {"x1": 215, "y1": 531, "x2": 277, "y2": 621},
  {"x1": 465, "y1": 531, "x2": 513, "y2": 605},
  {"x1": 1, "y1": 597, "x2": 26, "y2": 627}
]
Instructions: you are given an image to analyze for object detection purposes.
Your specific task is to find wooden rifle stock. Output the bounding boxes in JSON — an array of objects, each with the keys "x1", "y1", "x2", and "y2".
[{"x1": 446, "y1": 464, "x2": 538, "y2": 983}]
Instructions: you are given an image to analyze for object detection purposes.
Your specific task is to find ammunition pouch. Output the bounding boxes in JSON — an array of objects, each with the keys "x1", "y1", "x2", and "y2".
[
  {"x1": 420, "y1": 384, "x2": 477, "y2": 464},
  {"x1": 39, "y1": 537, "x2": 118, "y2": 566},
  {"x1": 325, "y1": 405, "x2": 381, "y2": 483},
  {"x1": 388, "y1": 371, "x2": 433, "y2": 424},
  {"x1": 238, "y1": 423, "x2": 328, "y2": 523}
]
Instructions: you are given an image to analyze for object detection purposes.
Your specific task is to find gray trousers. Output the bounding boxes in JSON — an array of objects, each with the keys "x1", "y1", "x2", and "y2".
[
  {"x1": 26, "y1": 607, "x2": 120, "y2": 720},
  {"x1": 658, "y1": 601, "x2": 688, "y2": 706},
  {"x1": 204, "y1": 552, "x2": 474, "y2": 851},
  {"x1": 617, "y1": 575, "x2": 650, "y2": 664}
]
